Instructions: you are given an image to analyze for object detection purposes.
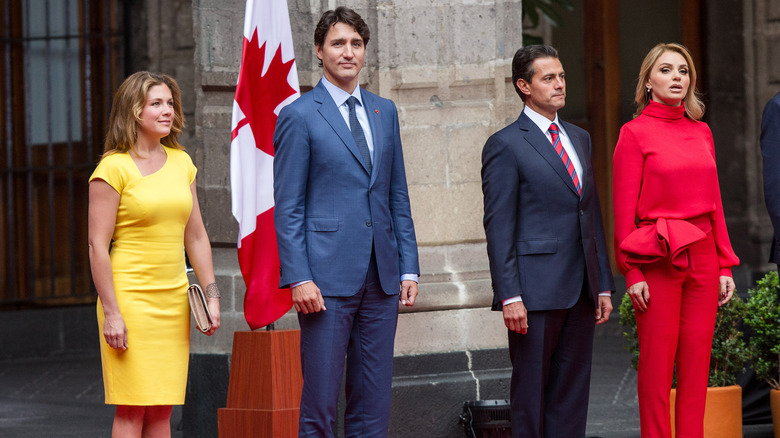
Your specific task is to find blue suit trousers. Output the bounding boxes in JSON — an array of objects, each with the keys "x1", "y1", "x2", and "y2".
[{"x1": 297, "y1": 253, "x2": 399, "y2": 438}]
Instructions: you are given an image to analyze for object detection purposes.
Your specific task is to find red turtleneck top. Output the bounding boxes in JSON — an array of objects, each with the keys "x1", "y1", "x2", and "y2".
[{"x1": 612, "y1": 101, "x2": 740, "y2": 287}]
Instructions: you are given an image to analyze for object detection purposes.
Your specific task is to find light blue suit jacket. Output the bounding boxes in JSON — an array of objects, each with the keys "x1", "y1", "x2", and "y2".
[{"x1": 273, "y1": 80, "x2": 419, "y2": 297}]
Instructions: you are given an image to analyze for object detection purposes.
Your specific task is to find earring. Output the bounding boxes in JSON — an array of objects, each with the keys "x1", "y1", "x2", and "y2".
[{"x1": 646, "y1": 86, "x2": 651, "y2": 93}]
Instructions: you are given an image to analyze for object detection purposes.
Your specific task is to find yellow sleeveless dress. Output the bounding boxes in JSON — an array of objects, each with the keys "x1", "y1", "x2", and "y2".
[{"x1": 89, "y1": 147, "x2": 196, "y2": 405}]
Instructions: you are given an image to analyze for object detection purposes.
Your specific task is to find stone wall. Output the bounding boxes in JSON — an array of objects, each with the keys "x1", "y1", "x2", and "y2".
[
  {"x1": 189, "y1": 0, "x2": 525, "y2": 357},
  {"x1": 128, "y1": 0, "x2": 198, "y2": 148},
  {"x1": 735, "y1": 0, "x2": 780, "y2": 274}
]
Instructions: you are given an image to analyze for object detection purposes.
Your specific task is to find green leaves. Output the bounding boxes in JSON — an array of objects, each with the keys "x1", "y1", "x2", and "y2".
[
  {"x1": 709, "y1": 294, "x2": 748, "y2": 387},
  {"x1": 521, "y1": 0, "x2": 575, "y2": 46},
  {"x1": 617, "y1": 290, "x2": 748, "y2": 387},
  {"x1": 522, "y1": 0, "x2": 574, "y2": 28},
  {"x1": 618, "y1": 293, "x2": 640, "y2": 371},
  {"x1": 744, "y1": 271, "x2": 780, "y2": 389}
]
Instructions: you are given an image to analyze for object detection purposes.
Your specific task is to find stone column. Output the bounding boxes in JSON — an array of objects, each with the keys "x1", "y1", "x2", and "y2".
[
  {"x1": 739, "y1": 0, "x2": 780, "y2": 273},
  {"x1": 191, "y1": 0, "x2": 523, "y2": 356},
  {"x1": 190, "y1": 1, "x2": 522, "y2": 435}
]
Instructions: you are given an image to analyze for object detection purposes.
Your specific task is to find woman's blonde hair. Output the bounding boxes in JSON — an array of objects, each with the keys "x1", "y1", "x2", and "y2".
[
  {"x1": 634, "y1": 43, "x2": 704, "y2": 120},
  {"x1": 102, "y1": 71, "x2": 185, "y2": 156}
]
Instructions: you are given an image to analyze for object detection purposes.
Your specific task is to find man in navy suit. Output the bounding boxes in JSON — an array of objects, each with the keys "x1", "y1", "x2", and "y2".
[
  {"x1": 481, "y1": 45, "x2": 615, "y2": 438},
  {"x1": 761, "y1": 92, "x2": 780, "y2": 264},
  {"x1": 273, "y1": 7, "x2": 419, "y2": 437}
]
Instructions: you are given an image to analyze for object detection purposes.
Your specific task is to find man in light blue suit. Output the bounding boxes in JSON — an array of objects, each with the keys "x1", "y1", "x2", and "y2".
[{"x1": 273, "y1": 7, "x2": 419, "y2": 438}]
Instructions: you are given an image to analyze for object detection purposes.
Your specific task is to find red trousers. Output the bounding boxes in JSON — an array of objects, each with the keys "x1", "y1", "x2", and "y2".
[{"x1": 635, "y1": 231, "x2": 719, "y2": 438}]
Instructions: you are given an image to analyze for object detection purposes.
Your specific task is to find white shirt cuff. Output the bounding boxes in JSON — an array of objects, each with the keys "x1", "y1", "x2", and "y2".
[
  {"x1": 401, "y1": 273, "x2": 418, "y2": 283},
  {"x1": 502, "y1": 295, "x2": 523, "y2": 305},
  {"x1": 598, "y1": 292, "x2": 612, "y2": 297},
  {"x1": 295, "y1": 275, "x2": 419, "y2": 288}
]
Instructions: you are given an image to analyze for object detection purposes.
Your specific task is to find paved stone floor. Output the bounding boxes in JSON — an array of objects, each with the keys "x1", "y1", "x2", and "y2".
[
  {"x1": 0, "y1": 356, "x2": 183, "y2": 438},
  {"x1": 0, "y1": 314, "x2": 774, "y2": 437}
]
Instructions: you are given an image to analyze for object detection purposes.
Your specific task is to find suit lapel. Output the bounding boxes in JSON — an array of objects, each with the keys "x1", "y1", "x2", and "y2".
[
  {"x1": 313, "y1": 81, "x2": 371, "y2": 175},
  {"x1": 362, "y1": 91, "x2": 382, "y2": 185},
  {"x1": 518, "y1": 113, "x2": 580, "y2": 197}
]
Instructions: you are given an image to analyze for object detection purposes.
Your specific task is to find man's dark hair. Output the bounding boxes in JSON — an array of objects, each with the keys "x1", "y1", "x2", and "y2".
[
  {"x1": 314, "y1": 6, "x2": 370, "y2": 53},
  {"x1": 511, "y1": 45, "x2": 559, "y2": 101}
]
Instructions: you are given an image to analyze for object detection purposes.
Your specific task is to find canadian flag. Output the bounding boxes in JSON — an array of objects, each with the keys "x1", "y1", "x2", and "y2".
[{"x1": 230, "y1": 0, "x2": 299, "y2": 329}]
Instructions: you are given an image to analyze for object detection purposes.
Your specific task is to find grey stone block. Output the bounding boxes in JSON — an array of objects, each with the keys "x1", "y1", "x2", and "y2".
[
  {"x1": 417, "y1": 245, "x2": 448, "y2": 276},
  {"x1": 445, "y1": 243, "x2": 490, "y2": 273},
  {"x1": 199, "y1": 128, "x2": 232, "y2": 188},
  {"x1": 200, "y1": 186, "x2": 237, "y2": 244},
  {"x1": 0, "y1": 306, "x2": 97, "y2": 359},
  {"x1": 212, "y1": 247, "x2": 239, "y2": 276},
  {"x1": 196, "y1": 8, "x2": 241, "y2": 68},
  {"x1": 232, "y1": 275, "x2": 246, "y2": 314},
  {"x1": 198, "y1": 108, "x2": 233, "y2": 129}
]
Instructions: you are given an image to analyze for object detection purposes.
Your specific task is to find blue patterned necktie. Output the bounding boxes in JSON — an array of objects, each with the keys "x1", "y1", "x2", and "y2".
[{"x1": 346, "y1": 96, "x2": 372, "y2": 174}]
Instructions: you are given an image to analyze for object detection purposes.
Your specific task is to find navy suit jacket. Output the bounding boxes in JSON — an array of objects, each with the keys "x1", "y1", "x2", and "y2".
[
  {"x1": 273, "y1": 80, "x2": 419, "y2": 296},
  {"x1": 761, "y1": 92, "x2": 780, "y2": 263},
  {"x1": 481, "y1": 112, "x2": 614, "y2": 311}
]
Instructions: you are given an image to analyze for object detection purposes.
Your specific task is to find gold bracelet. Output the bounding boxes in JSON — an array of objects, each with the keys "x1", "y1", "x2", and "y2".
[{"x1": 205, "y1": 282, "x2": 221, "y2": 299}]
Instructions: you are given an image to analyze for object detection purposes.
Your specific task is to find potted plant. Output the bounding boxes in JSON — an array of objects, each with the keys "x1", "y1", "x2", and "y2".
[
  {"x1": 619, "y1": 292, "x2": 748, "y2": 437},
  {"x1": 743, "y1": 271, "x2": 780, "y2": 437}
]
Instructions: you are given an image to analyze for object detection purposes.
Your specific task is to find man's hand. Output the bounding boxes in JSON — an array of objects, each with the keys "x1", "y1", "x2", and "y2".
[
  {"x1": 595, "y1": 295, "x2": 612, "y2": 325},
  {"x1": 627, "y1": 281, "x2": 650, "y2": 312},
  {"x1": 503, "y1": 301, "x2": 528, "y2": 334},
  {"x1": 718, "y1": 275, "x2": 736, "y2": 307},
  {"x1": 292, "y1": 282, "x2": 326, "y2": 314},
  {"x1": 400, "y1": 280, "x2": 418, "y2": 306}
]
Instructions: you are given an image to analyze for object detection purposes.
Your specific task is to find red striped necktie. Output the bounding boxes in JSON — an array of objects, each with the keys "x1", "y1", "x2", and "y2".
[{"x1": 549, "y1": 122, "x2": 581, "y2": 196}]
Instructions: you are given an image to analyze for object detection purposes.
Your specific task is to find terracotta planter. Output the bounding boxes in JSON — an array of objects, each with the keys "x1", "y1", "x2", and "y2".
[
  {"x1": 669, "y1": 385, "x2": 742, "y2": 438},
  {"x1": 771, "y1": 388, "x2": 780, "y2": 438}
]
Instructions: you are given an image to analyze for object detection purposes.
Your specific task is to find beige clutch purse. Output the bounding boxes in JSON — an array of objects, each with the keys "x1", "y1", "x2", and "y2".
[{"x1": 187, "y1": 284, "x2": 213, "y2": 333}]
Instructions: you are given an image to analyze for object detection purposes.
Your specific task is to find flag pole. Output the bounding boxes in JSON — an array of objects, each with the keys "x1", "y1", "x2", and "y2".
[{"x1": 219, "y1": 1, "x2": 302, "y2": 436}]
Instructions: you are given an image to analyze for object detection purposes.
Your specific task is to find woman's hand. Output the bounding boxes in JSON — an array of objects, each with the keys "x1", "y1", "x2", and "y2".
[
  {"x1": 718, "y1": 276, "x2": 735, "y2": 307},
  {"x1": 103, "y1": 312, "x2": 128, "y2": 350},
  {"x1": 205, "y1": 298, "x2": 221, "y2": 336},
  {"x1": 627, "y1": 281, "x2": 650, "y2": 312}
]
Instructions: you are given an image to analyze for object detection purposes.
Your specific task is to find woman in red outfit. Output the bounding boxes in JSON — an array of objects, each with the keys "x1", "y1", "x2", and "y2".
[{"x1": 612, "y1": 43, "x2": 740, "y2": 438}]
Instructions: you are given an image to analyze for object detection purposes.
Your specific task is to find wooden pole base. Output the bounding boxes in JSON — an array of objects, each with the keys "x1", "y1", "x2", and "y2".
[
  {"x1": 218, "y1": 330, "x2": 302, "y2": 438},
  {"x1": 218, "y1": 408, "x2": 299, "y2": 438}
]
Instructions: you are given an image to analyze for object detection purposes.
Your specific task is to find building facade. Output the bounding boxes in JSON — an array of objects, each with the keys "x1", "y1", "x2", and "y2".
[{"x1": 2, "y1": 0, "x2": 780, "y2": 436}]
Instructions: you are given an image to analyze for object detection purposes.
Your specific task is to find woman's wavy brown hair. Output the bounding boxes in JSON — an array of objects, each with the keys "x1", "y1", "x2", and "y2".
[
  {"x1": 634, "y1": 43, "x2": 704, "y2": 120},
  {"x1": 102, "y1": 71, "x2": 185, "y2": 157}
]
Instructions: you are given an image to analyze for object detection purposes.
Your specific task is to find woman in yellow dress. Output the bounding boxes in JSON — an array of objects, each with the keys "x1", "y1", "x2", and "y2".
[{"x1": 88, "y1": 71, "x2": 221, "y2": 437}]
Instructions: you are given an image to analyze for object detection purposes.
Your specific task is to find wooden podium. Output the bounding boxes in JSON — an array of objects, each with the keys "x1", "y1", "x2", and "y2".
[{"x1": 218, "y1": 330, "x2": 302, "y2": 437}]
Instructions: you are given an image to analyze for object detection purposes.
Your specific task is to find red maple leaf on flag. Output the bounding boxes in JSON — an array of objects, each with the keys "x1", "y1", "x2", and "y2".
[
  {"x1": 231, "y1": 28, "x2": 298, "y2": 329},
  {"x1": 232, "y1": 29, "x2": 297, "y2": 151}
]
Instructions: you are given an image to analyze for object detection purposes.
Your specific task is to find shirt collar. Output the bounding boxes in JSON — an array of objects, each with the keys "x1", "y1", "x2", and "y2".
[
  {"x1": 321, "y1": 76, "x2": 363, "y2": 108},
  {"x1": 523, "y1": 105, "x2": 563, "y2": 135}
]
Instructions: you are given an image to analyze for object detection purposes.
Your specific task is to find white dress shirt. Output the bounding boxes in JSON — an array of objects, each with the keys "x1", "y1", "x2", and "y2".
[
  {"x1": 522, "y1": 105, "x2": 583, "y2": 181},
  {"x1": 321, "y1": 76, "x2": 375, "y2": 161}
]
